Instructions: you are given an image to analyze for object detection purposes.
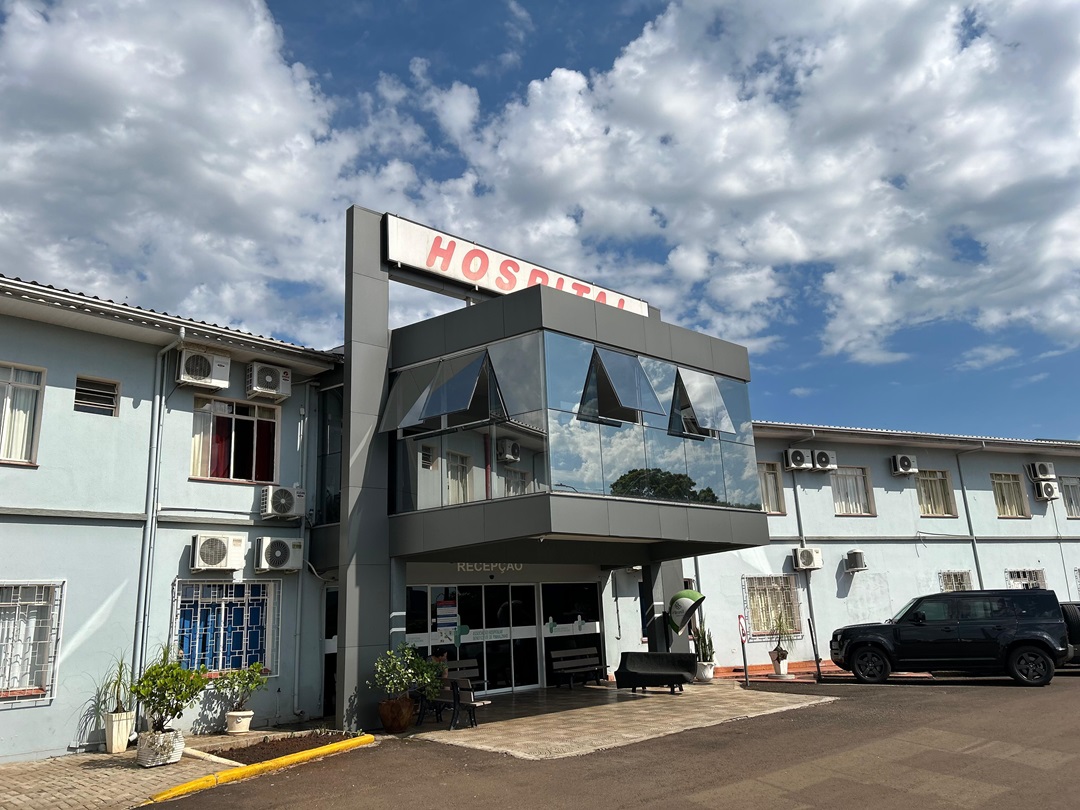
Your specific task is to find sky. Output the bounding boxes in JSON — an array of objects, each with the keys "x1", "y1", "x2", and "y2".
[{"x1": 1, "y1": 0, "x2": 1078, "y2": 441}]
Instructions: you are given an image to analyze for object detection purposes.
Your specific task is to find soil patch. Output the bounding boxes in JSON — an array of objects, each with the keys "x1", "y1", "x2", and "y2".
[{"x1": 215, "y1": 731, "x2": 358, "y2": 765}]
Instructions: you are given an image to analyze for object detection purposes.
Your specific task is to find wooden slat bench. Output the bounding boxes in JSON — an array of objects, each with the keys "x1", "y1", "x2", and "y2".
[
  {"x1": 549, "y1": 647, "x2": 606, "y2": 689},
  {"x1": 424, "y1": 677, "x2": 491, "y2": 729}
]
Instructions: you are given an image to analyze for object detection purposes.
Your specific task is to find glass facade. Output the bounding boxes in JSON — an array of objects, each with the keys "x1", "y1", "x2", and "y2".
[{"x1": 383, "y1": 330, "x2": 761, "y2": 513}]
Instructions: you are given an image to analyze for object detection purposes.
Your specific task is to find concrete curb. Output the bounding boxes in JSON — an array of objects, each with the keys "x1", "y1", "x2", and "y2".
[{"x1": 139, "y1": 734, "x2": 376, "y2": 804}]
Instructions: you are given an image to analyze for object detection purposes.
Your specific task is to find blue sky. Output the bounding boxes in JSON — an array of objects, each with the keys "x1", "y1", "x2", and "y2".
[{"x1": 1, "y1": 0, "x2": 1078, "y2": 440}]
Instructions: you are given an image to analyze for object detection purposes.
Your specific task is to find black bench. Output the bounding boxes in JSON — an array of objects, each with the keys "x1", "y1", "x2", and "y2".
[
  {"x1": 614, "y1": 652, "x2": 697, "y2": 694},
  {"x1": 550, "y1": 647, "x2": 606, "y2": 689},
  {"x1": 425, "y1": 677, "x2": 491, "y2": 729}
]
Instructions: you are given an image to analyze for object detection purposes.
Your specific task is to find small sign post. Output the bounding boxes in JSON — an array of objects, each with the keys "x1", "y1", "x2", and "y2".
[{"x1": 738, "y1": 614, "x2": 749, "y2": 688}]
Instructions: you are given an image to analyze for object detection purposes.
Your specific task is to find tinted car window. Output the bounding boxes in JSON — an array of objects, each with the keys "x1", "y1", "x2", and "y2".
[
  {"x1": 916, "y1": 598, "x2": 954, "y2": 621},
  {"x1": 957, "y1": 597, "x2": 1011, "y2": 620},
  {"x1": 1011, "y1": 592, "x2": 1060, "y2": 619}
]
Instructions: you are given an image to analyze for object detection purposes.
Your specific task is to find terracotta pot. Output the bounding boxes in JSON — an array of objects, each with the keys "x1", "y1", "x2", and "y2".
[
  {"x1": 226, "y1": 710, "x2": 254, "y2": 734},
  {"x1": 377, "y1": 696, "x2": 415, "y2": 734},
  {"x1": 104, "y1": 710, "x2": 136, "y2": 753}
]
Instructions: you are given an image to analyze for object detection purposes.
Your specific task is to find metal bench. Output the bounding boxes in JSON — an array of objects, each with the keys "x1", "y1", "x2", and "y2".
[
  {"x1": 614, "y1": 651, "x2": 696, "y2": 694},
  {"x1": 549, "y1": 647, "x2": 606, "y2": 689}
]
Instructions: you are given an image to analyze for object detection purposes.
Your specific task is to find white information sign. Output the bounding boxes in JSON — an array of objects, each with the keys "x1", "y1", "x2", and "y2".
[{"x1": 386, "y1": 214, "x2": 650, "y2": 317}]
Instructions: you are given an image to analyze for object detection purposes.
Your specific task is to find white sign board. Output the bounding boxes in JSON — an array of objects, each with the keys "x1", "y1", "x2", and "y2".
[{"x1": 385, "y1": 214, "x2": 650, "y2": 317}]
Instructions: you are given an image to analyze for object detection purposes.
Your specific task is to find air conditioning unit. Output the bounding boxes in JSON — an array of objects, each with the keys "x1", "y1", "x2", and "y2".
[
  {"x1": 792, "y1": 546, "x2": 824, "y2": 571},
  {"x1": 891, "y1": 454, "x2": 918, "y2": 476},
  {"x1": 255, "y1": 536, "x2": 304, "y2": 573},
  {"x1": 190, "y1": 533, "x2": 246, "y2": 572},
  {"x1": 845, "y1": 549, "x2": 868, "y2": 573},
  {"x1": 178, "y1": 349, "x2": 230, "y2": 389},
  {"x1": 260, "y1": 485, "x2": 306, "y2": 519},
  {"x1": 1028, "y1": 461, "x2": 1056, "y2": 480},
  {"x1": 784, "y1": 448, "x2": 813, "y2": 471},
  {"x1": 1034, "y1": 480, "x2": 1059, "y2": 501},
  {"x1": 812, "y1": 450, "x2": 838, "y2": 471},
  {"x1": 246, "y1": 362, "x2": 292, "y2": 402},
  {"x1": 496, "y1": 438, "x2": 521, "y2": 463}
]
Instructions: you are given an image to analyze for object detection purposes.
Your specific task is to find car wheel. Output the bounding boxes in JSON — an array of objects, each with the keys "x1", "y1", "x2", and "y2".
[
  {"x1": 1007, "y1": 645, "x2": 1054, "y2": 686},
  {"x1": 851, "y1": 646, "x2": 891, "y2": 684}
]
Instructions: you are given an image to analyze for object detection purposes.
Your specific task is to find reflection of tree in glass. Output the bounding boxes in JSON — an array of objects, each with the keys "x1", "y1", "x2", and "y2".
[{"x1": 609, "y1": 468, "x2": 719, "y2": 503}]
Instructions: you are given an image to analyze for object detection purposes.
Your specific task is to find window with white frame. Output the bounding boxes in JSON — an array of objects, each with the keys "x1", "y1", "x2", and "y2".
[
  {"x1": 917, "y1": 470, "x2": 956, "y2": 517},
  {"x1": 74, "y1": 377, "x2": 119, "y2": 417},
  {"x1": 831, "y1": 466, "x2": 874, "y2": 516},
  {"x1": 191, "y1": 397, "x2": 278, "y2": 483},
  {"x1": 744, "y1": 575, "x2": 802, "y2": 638},
  {"x1": 1060, "y1": 476, "x2": 1080, "y2": 518},
  {"x1": 173, "y1": 580, "x2": 279, "y2": 673},
  {"x1": 1005, "y1": 569, "x2": 1046, "y2": 589},
  {"x1": 939, "y1": 570, "x2": 973, "y2": 592},
  {"x1": 504, "y1": 468, "x2": 529, "y2": 497},
  {"x1": 758, "y1": 462, "x2": 785, "y2": 514},
  {"x1": 0, "y1": 582, "x2": 64, "y2": 704},
  {"x1": 0, "y1": 363, "x2": 45, "y2": 464},
  {"x1": 991, "y1": 473, "x2": 1029, "y2": 518},
  {"x1": 447, "y1": 452, "x2": 470, "y2": 505},
  {"x1": 420, "y1": 445, "x2": 435, "y2": 470}
]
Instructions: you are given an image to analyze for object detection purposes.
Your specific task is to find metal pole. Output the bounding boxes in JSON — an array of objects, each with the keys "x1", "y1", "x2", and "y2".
[{"x1": 738, "y1": 614, "x2": 749, "y2": 688}]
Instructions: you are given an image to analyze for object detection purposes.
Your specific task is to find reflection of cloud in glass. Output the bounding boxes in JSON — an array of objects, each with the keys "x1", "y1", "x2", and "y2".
[
  {"x1": 722, "y1": 441, "x2": 762, "y2": 510},
  {"x1": 548, "y1": 411, "x2": 604, "y2": 493},
  {"x1": 640, "y1": 358, "x2": 677, "y2": 413},
  {"x1": 600, "y1": 423, "x2": 646, "y2": 492},
  {"x1": 680, "y1": 367, "x2": 735, "y2": 433}
]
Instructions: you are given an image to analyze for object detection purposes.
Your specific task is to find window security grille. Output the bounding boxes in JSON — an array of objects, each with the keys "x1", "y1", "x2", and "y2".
[
  {"x1": 172, "y1": 580, "x2": 279, "y2": 673},
  {"x1": 0, "y1": 582, "x2": 64, "y2": 705},
  {"x1": 939, "y1": 571, "x2": 973, "y2": 592},
  {"x1": 1005, "y1": 569, "x2": 1046, "y2": 590},
  {"x1": 743, "y1": 575, "x2": 802, "y2": 638}
]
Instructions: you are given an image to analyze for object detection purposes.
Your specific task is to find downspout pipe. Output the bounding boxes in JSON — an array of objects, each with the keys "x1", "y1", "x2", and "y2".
[
  {"x1": 787, "y1": 430, "x2": 822, "y2": 680},
  {"x1": 132, "y1": 328, "x2": 184, "y2": 678},
  {"x1": 955, "y1": 442, "x2": 986, "y2": 589},
  {"x1": 293, "y1": 381, "x2": 315, "y2": 718}
]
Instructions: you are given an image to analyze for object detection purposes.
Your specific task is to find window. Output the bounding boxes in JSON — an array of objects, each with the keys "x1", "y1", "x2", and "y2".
[
  {"x1": 939, "y1": 570, "x2": 972, "y2": 592},
  {"x1": 991, "y1": 473, "x2": 1029, "y2": 518},
  {"x1": 1005, "y1": 569, "x2": 1046, "y2": 590},
  {"x1": 504, "y1": 468, "x2": 529, "y2": 497},
  {"x1": 0, "y1": 363, "x2": 45, "y2": 464},
  {"x1": 421, "y1": 445, "x2": 435, "y2": 470},
  {"x1": 916, "y1": 470, "x2": 956, "y2": 517},
  {"x1": 579, "y1": 348, "x2": 664, "y2": 426},
  {"x1": 174, "y1": 580, "x2": 278, "y2": 673},
  {"x1": 0, "y1": 582, "x2": 64, "y2": 704},
  {"x1": 744, "y1": 575, "x2": 802, "y2": 637},
  {"x1": 74, "y1": 377, "x2": 119, "y2": 417},
  {"x1": 1061, "y1": 476, "x2": 1080, "y2": 518},
  {"x1": 191, "y1": 397, "x2": 278, "y2": 483},
  {"x1": 758, "y1": 462, "x2": 785, "y2": 514},
  {"x1": 831, "y1": 467, "x2": 874, "y2": 516},
  {"x1": 447, "y1": 452, "x2": 470, "y2": 505}
]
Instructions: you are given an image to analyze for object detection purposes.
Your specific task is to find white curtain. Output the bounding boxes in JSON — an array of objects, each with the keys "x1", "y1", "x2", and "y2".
[
  {"x1": 832, "y1": 468, "x2": 868, "y2": 514},
  {"x1": 1, "y1": 382, "x2": 39, "y2": 462}
]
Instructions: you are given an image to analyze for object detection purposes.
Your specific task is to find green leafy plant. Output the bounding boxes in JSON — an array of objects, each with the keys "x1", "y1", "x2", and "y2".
[
  {"x1": 691, "y1": 623, "x2": 715, "y2": 663},
  {"x1": 771, "y1": 609, "x2": 795, "y2": 662},
  {"x1": 131, "y1": 646, "x2": 210, "y2": 732},
  {"x1": 106, "y1": 655, "x2": 134, "y2": 714},
  {"x1": 212, "y1": 662, "x2": 269, "y2": 712},
  {"x1": 368, "y1": 643, "x2": 443, "y2": 702}
]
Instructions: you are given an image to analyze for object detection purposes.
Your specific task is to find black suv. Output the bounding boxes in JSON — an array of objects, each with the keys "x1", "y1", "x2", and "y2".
[{"x1": 830, "y1": 589, "x2": 1072, "y2": 686}]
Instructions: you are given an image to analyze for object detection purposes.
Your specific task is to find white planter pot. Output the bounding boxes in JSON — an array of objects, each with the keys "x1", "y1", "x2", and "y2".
[
  {"x1": 768, "y1": 649, "x2": 789, "y2": 675},
  {"x1": 136, "y1": 730, "x2": 185, "y2": 767},
  {"x1": 226, "y1": 709, "x2": 255, "y2": 734},
  {"x1": 104, "y1": 710, "x2": 136, "y2": 754},
  {"x1": 695, "y1": 661, "x2": 716, "y2": 682}
]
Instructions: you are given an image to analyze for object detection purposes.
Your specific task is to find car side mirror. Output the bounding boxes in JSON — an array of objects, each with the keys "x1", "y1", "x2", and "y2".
[{"x1": 913, "y1": 611, "x2": 926, "y2": 624}]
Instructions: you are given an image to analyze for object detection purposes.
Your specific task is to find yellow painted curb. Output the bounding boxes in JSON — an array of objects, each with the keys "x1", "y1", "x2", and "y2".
[{"x1": 142, "y1": 734, "x2": 375, "y2": 804}]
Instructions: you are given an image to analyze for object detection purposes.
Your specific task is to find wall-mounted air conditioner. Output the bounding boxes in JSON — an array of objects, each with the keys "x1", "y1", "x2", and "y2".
[
  {"x1": 246, "y1": 362, "x2": 292, "y2": 402},
  {"x1": 891, "y1": 454, "x2": 918, "y2": 476},
  {"x1": 260, "y1": 485, "x2": 306, "y2": 519},
  {"x1": 792, "y1": 547, "x2": 824, "y2": 571},
  {"x1": 255, "y1": 537, "x2": 304, "y2": 573},
  {"x1": 496, "y1": 438, "x2": 521, "y2": 463},
  {"x1": 812, "y1": 450, "x2": 837, "y2": 471},
  {"x1": 1028, "y1": 461, "x2": 1056, "y2": 481},
  {"x1": 784, "y1": 448, "x2": 813, "y2": 471},
  {"x1": 1034, "y1": 480, "x2": 1059, "y2": 501},
  {"x1": 190, "y1": 533, "x2": 246, "y2": 572},
  {"x1": 178, "y1": 349, "x2": 231, "y2": 389},
  {"x1": 845, "y1": 549, "x2": 868, "y2": 573}
]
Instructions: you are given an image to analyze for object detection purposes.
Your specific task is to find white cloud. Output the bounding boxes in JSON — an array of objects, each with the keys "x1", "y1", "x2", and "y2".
[
  {"x1": 1012, "y1": 371, "x2": 1049, "y2": 388},
  {"x1": 789, "y1": 387, "x2": 814, "y2": 398},
  {"x1": 954, "y1": 344, "x2": 1019, "y2": 371}
]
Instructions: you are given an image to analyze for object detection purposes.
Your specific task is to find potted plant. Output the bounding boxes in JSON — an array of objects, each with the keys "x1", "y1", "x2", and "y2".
[
  {"x1": 368, "y1": 643, "x2": 443, "y2": 733},
  {"x1": 213, "y1": 661, "x2": 269, "y2": 734},
  {"x1": 768, "y1": 609, "x2": 796, "y2": 677},
  {"x1": 691, "y1": 623, "x2": 715, "y2": 682},
  {"x1": 103, "y1": 656, "x2": 136, "y2": 753},
  {"x1": 130, "y1": 646, "x2": 209, "y2": 767}
]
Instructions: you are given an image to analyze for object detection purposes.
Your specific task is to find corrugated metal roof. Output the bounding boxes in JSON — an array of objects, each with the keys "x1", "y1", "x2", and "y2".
[{"x1": 753, "y1": 420, "x2": 1080, "y2": 448}]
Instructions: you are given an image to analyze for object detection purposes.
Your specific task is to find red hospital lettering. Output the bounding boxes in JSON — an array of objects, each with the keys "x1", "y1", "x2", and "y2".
[
  {"x1": 595, "y1": 291, "x2": 607, "y2": 305},
  {"x1": 461, "y1": 248, "x2": 489, "y2": 281},
  {"x1": 496, "y1": 259, "x2": 520, "y2": 291},
  {"x1": 570, "y1": 282, "x2": 591, "y2": 297},
  {"x1": 426, "y1": 236, "x2": 457, "y2": 272},
  {"x1": 527, "y1": 268, "x2": 549, "y2": 287}
]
